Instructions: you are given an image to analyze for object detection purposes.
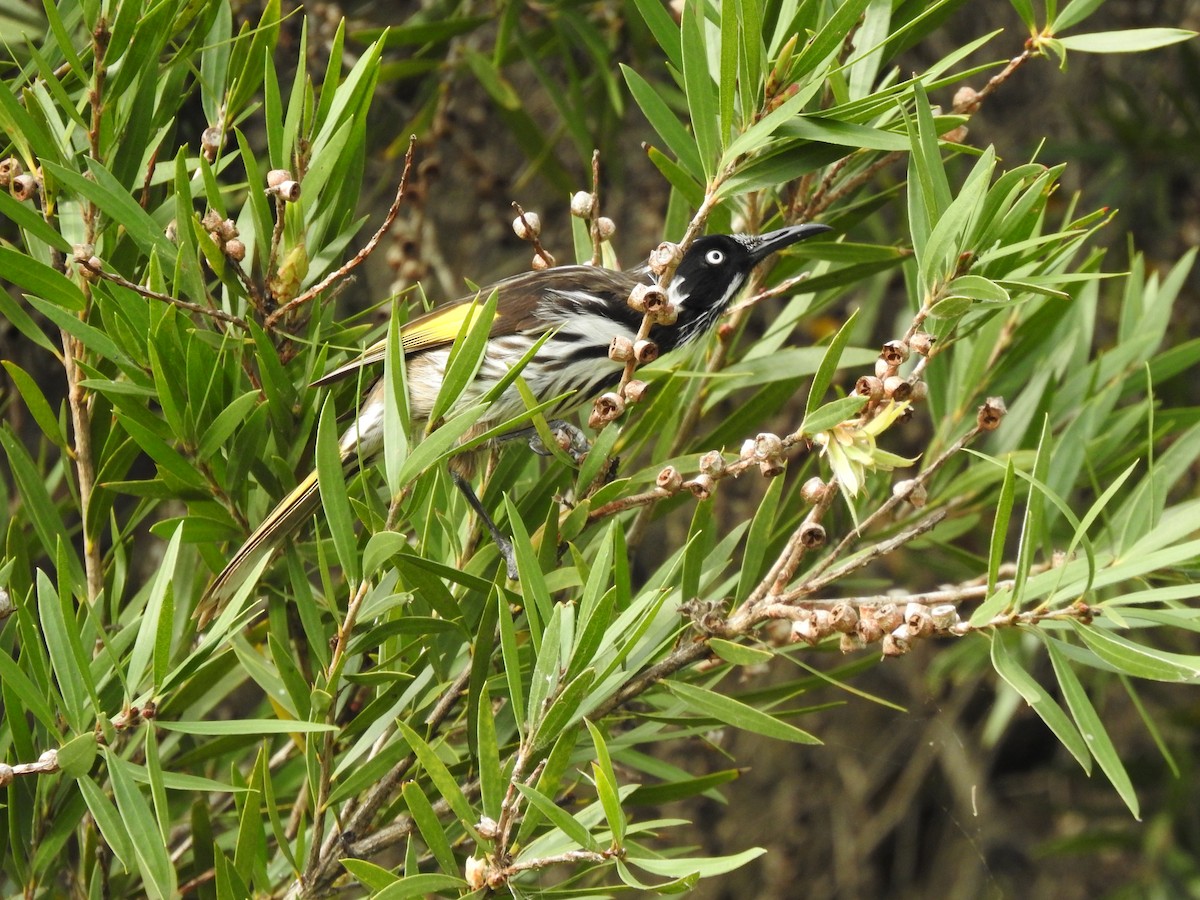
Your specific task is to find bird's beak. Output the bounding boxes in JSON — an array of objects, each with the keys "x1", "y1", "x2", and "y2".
[{"x1": 747, "y1": 223, "x2": 832, "y2": 265}]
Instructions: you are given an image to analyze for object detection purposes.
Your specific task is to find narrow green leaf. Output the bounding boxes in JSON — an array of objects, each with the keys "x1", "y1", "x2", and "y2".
[
  {"x1": 1044, "y1": 637, "x2": 1140, "y2": 817},
  {"x1": 800, "y1": 394, "x2": 868, "y2": 436},
  {"x1": 316, "y1": 396, "x2": 358, "y2": 586},
  {"x1": 106, "y1": 752, "x2": 177, "y2": 899},
  {"x1": 2, "y1": 360, "x2": 66, "y2": 447},
  {"x1": 37, "y1": 570, "x2": 90, "y2": 732},
  {"x1": 585, "y1": 719, "x2": 627, "y2": 843},
  {"x1": 78, "y1": 776, "x2": 137, "y2": 873},
  {"x1": 667, "y1": 680, "x2": 821, "y2": 744},
  {"x1": 155, "y1": 719, "x2": 338, "y2": 735},
  {"x1": 1057, "y1": 28, "x2": 1196, "y2": 53},
  {"x1": 990, "y1": 634, "x2": 1091, "y2": 771},
  {"x1": 804, "y1": 309, "x2": 859, "y2": 417},
  {"x1": 621, "y1": 64, "x2": 705, "y2": 180},
  {"x1": 1070, "y1": 621, "x2": 1200, "y2": 682},
  {"x1": 709, "y1": 639, "x2": 774, "y2": 666},
  {"x1": 372, "y1": 875, "x2": 466, "y2": 899},
  {"x1": 477, "y1": 682, "x2": 504, "y2": 819},
  {"x1": 515, "y1": 782, "x2": 601, "y2": 851},
  {"x1": 402, "y1": 781, "x2": 459, "y2": 876},
  {"x1": 394, "y1": 720, "x2": 477, "y2": 832},
  {"x1": 681, "y1": 0, "x2": 719, "y2": 174}
]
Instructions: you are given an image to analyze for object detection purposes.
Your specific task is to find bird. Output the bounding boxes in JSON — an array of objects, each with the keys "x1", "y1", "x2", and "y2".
[{"x1": 197, "y1": 222, "x2": 830, "y2": 623}]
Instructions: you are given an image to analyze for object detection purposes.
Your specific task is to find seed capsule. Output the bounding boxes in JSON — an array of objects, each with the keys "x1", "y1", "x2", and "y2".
[
  {"x1": 596, "y1": 217, "x2": 615, "y2": 241},
  {"x1": 607, "y1": 335, "x2": 634, "y2": 362},
  {"x1": 570, "y1": 191, "x2": 595, "y2": 218},
  {"x1": 266, "y1": 169, "x2": 291, "y2": 188},
  {"x1": 512, "y1": 212, "x2": 541, "y2": 240},
  {"x1": 633, "y1": 339, "x2": 659, "y2": 364},
  {"x1": 656, "y1": 465, "x2": 683, "y2": 492},
  {"x1": 978, "y1": 396, "x2": 1007, "y2": 431},
  {"x1": 621, "y1": 379, "x2": 648, "y2": 404}
]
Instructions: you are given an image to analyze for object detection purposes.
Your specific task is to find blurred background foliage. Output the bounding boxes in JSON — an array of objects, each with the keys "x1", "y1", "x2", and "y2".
[{"x1": 1, "y1": 0, "x2": 1199, "y2": 898}]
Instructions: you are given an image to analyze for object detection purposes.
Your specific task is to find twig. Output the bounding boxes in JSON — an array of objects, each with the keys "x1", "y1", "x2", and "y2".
[
  {"x1": 265, "y1": 137, "x2": 418, "y2": 330},
  {"x1": 77, "y1": 258, "x2": 251, "y2": 331}
]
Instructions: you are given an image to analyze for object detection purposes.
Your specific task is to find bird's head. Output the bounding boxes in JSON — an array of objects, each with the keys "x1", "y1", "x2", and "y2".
[{"x1": 665, "y1": 223, "x2": 831, "y2": 344}]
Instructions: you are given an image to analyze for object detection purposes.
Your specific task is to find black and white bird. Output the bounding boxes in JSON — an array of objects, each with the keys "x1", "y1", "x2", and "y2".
[{"x1": 198, "y1": 223, "x2": 829, "y2": 620}]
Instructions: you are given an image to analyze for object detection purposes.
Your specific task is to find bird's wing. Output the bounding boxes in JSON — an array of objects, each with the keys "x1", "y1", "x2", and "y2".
[{"x1": 311, "y1": 267, "x2": 629, "y2": 387}]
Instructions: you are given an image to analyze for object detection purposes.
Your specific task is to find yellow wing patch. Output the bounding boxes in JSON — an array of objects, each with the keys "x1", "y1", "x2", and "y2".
[
  {"x1": 401, "y1": 299, "x2": 492, "y2": 354},
  {"x1": 312, "y1": 297, "x2": 499, "y2": 387}
]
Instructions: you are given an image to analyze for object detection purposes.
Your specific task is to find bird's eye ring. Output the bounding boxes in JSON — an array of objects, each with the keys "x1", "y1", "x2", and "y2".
[{"x1": 705, "y1": 249, "x2": 725, "y2": 265}]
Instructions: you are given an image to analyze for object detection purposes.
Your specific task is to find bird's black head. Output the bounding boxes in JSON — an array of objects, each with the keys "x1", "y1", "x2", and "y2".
[{"x1": 660, "y1": 223, "x2": 831, "y2": 348}]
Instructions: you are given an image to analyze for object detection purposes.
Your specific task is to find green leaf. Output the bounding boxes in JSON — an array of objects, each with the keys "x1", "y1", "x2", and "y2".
[
  {"x1": 990, "y1": 634, "x2": 1091, "y2": 771},
  {"x1": 57, "y1": 733, "x2": 98, "y2": 779},
  {"x1": 0, "y1": 245, "x2": 86, "y2": 311},
  {"x1": 372, "y1": 875, "x2": 467, "y2": 899},
  {"x1": 709, "y1": 639, "x2": 774, "y2": 666},
  {"x1": 79, "y1": 776, "x2": 137, "y2": 873},
  {"x1": 585, "y1": 719, "x2": 627, "y2": 843},
  {"x1": 1069, "y1": 621, "x2": 1200, "y2": 682},
  {"x1": 316, "y1": 396, "x2": 359, "y2": 586},
  {"x1": 2, "y1": 360, "x2": 67, "y2": 447},
  {"x1": 667, "y1": 680, "x2": 821, "y2": 744},
  {"x1": 402, "y1": 782, "x2": 460, "y2": 876},
  {"x1": 681, "y1": 0, "x2": 719, "y2": 174},
  {"x1": 106, "y1": 752, "x2": 177, "y2": 899},
  {"x1": 155, "y1": 719, "x2": 339, "y2": 734},
  {"x1": 1044, "y1": 637, "x2": 1140, "y2": 817},
  {"x1": 800, "y1": 394, "x2": 868, "y2": 436},
  {"x1": 515, "y1": 782, "x2": 601, "y2": 852},
  {"x1": 805, "y1": 309, "x2": 860, "y2": 417},
  {"x1": 627, "y1": 846, "x2": 766, "y2": 879},
  {"x1": 1056, "y1": 28, "x2": 1196, "y2": 53},
  {"x1": 621, "y1": 64, "x2": 705, "y2": 180},
  {"x1": 394, "y1": 720, "x2": 477, "y2": 833}
]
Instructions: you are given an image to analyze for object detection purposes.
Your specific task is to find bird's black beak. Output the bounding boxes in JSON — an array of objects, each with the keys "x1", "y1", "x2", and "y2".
[{"x1": 747, "y1": 223, "x2": 831, "y2": 265}]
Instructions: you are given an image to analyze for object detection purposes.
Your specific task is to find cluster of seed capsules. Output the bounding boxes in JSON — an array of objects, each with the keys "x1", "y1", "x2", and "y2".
[{"x1": 775, "y1": 599, "x2": 970, "y2": 656}]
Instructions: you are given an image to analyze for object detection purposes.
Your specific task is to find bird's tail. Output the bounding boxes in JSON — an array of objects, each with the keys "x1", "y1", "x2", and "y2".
[{"x1": 195, "y1": 467, "x2": 325, "y2": 627}]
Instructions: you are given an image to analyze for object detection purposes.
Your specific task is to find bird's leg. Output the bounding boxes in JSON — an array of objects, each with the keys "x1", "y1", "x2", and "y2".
[
  {"x1": 500, "y1": 419, "x2": 592, "y2": 465},
  {"x1": 452, "y1": 471, "x2": 519, "y2": 581}
]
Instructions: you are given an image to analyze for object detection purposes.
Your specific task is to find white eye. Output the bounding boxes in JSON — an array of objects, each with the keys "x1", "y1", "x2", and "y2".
[{"x1": 705, "y1": 249, "x2": 725, "y2": 265}]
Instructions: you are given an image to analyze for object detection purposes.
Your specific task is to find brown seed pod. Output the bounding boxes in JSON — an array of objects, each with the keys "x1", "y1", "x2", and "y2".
[
  {"x1": 753, "y1": 432, "x2": 783, "y2": 461},
  {"x1": 698, "y1": 450, "x2": 726, "y2": 477},
  {"x1": 909, "y1": 332, "x2": 936, "y2": 356},
  {"x1": 570, "y1": 190, "x2": 595, "y2": 218},
  {"x1": 0, "y1": 157, "x2": 22, "y2": 187},
  {"x1": 855, "y1": 375, "x2": 884, "y2": 403},
  {"x1": 588, "y1": 391, "x2": 625, "y2": 428},
  {"x1": 656, "y1": 465, "x2": 683, "y2": 492},
  {"x1": 839, "y1": 632, "x2": 867, "y2": 653},
  {"x1": 595, "y1": 217, "x2": 615, "y2": 241},
  {"x1": 684, "y1": 473, "x2": 715, "y2": 500},
  {"x1": 904, "y1": 602, "x2": 934, "y2": 638},
  {"x1": 512, "y1": 212, "x2": 541, "y2": 240},
  {"x1": 829, "y1": 602, "x2": 859, "y2": 633},
  {"x1": 274, "y1": 180, "x2": 302, "y2": 202},
  {"x1": 799, "y1": 522, "x2": 826, "y2": 547},
  {"x1": 881, "y1": 633, "x2": 911, "y2": 657},
  {"x1": 875, "y1": 357, "x2": 895, "y2": 379},
  {"x1": 621, "y1": 379, "x2": 648, "y2": 404},
  {"x1": 11, "y1": 174, "x2": 37, "y2": 201},
  {"x1": 978, "y1": 396, "x2": 1007, "y2": 431},
  {"x1": 880, "y1": 340, "x2": 910, "y2": 367},
  {"x1": 608, "y1": 335, "x2": 634, "y2": 362},
  {"x1": 883, "y1": 376, "x2": 911, "y2": 401},
  {"x1": 874, "y1": 603, "x2": 903, "y2": 632},
  {"x1": 633, "y1": 339, "x2": 659, "y2": 364},
  {"x1": 953, "y1": 85, "x2": 981, "y2": 114},
  {"x1": 531, "y1": 254, "x2": 551, "y2": 271},
  {"x1": 648, "y1": 241, "x2": 683, "y2": 275},
  {"x1": 225, "y1": 239, "x2": 246, "y2": 262},
  {"x1": 266, "y1": 169, "x2": 291, "y2": 188},
  {"x1": 910, "y1": 380, "x2": 929, "y2": 402},
  {"x1": 800, "y1": 476, "x2": 827, "y2": 504}
]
